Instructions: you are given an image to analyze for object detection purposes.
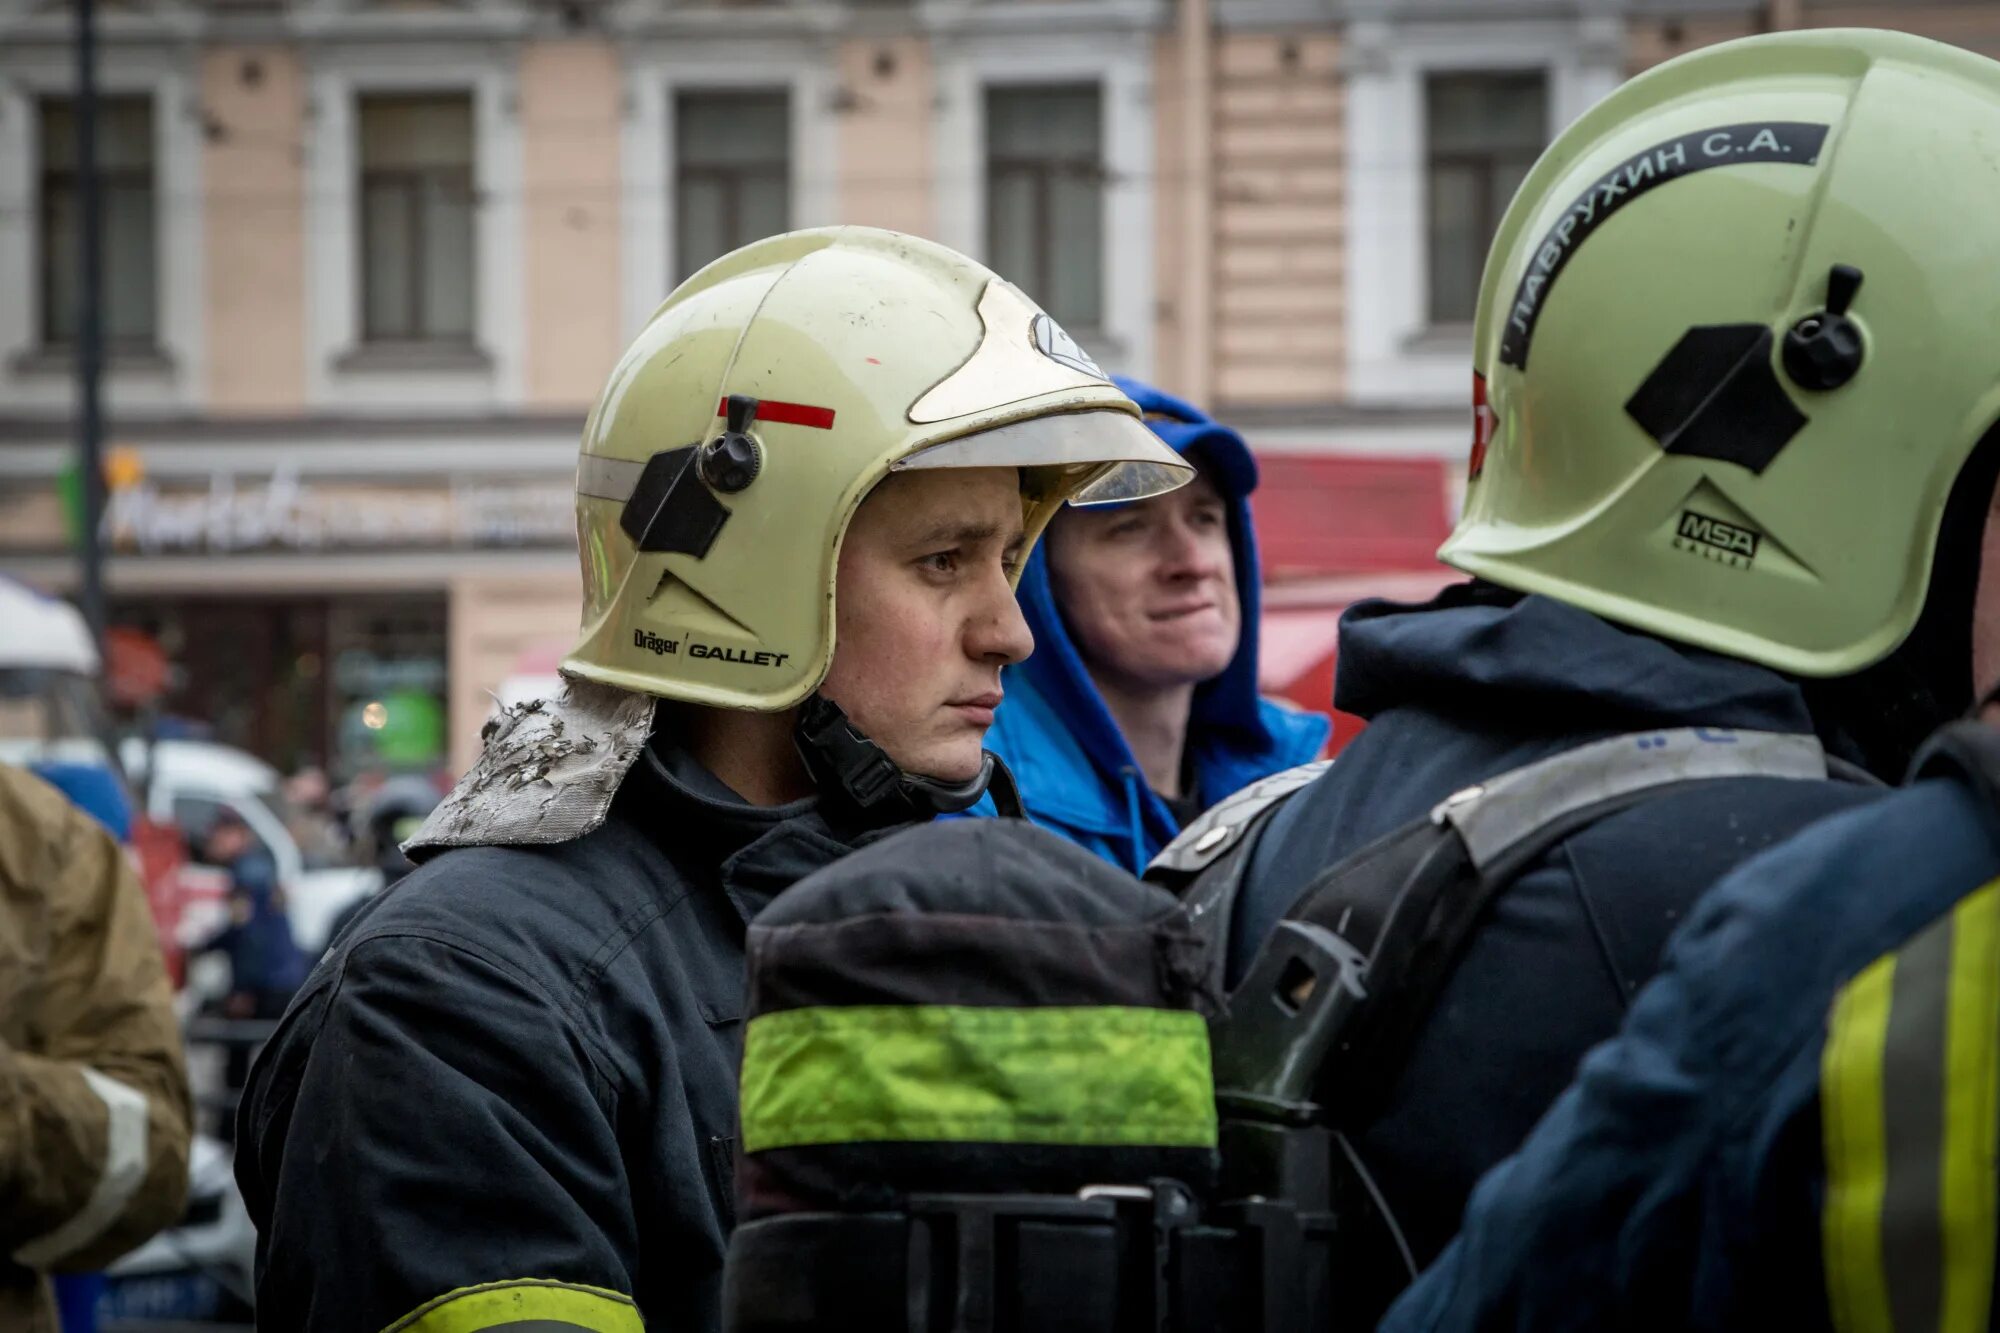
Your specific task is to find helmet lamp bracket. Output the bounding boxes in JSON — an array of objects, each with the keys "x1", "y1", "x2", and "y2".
[{"x1": 619, "y1": 444, "x2": 732, "y2": 558}]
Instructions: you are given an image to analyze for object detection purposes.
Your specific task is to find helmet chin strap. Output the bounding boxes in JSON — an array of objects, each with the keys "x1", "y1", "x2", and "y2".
[{"x1": 793, "y1": 693, "x2": 1023, "y2": 828}]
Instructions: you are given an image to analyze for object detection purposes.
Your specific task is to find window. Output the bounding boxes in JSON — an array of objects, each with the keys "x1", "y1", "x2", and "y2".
[
  {"x1": 358, "y1": 94, "x2": 476, "y2": 343},
  {"x1": 985, "y1": 85, "x2": 1103, "y2": 335},
  {"x1": 39, "y1": 96, "x2": 157, "y2": 348},
  {"x1": 1425, "y1": 72, "x2": 1547, "y2": 326},
  {"x1": 675, "y1": 91, "x2": 790, "y2": 282}
]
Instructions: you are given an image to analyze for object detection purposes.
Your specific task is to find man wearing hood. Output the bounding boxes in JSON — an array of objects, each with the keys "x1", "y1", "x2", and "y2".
[{"x1": 974, "y1": 377, "x2": 1329, "y2": 873}]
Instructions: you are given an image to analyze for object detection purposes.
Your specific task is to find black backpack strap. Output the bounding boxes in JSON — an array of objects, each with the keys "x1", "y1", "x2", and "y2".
[
  {"x1": 1910, "y1": 720, "x2": 2000, "y2": 810},
  {"x1": 1308, "y1": 728, "x2": 1830, "y2": 1113},
  {"x1": 1146, "y1": 760, "x2": 1333, "y2": 997},
  {"x1": 1204, "y1": 727, "x2": 1844, "y2": 1321}
]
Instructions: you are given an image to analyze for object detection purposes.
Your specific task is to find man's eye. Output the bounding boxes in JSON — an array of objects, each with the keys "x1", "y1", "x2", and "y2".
[
  {"x1": 1192, "y1": 507, "x2": 1226, "y2": 529},
  {"x1": 1106, "y1": 518, "x2": 1146, "y2": 539},
  {"x1": 920, "y1": 550, "x2": 961, "y2": 575}
]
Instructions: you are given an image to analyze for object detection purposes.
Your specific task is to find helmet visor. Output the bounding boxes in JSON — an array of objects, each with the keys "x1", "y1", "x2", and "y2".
[{"x1": 894, "y1": 409, "x2": 1193, "y2": 506}]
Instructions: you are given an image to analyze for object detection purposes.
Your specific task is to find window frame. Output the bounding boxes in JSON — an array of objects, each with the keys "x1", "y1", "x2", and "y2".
[
  {"x1": 670, "y1": 87, "x2": 794, "y2": 285},
  {"x1": 932, "y1": 33, "x2": 1154, "y2": 377},
  {"x1": 1421, "y1": 70, "x2": 1549, "y2": 329},
  {"x1": 982, "y1": 83, "x2": 1107, "y2": 336},
  {"x1": 354, "y1": 92, "x2": 480, "y2": 347},
  {"x1": 1340, "y1": 17, "x2": 1622, "y2": 409},
  {"x1": 35, "y1": 94, "x2": 159, "y2": 351},
  {"x1": 618, "y1": 47, "x2": 836, "y2": 341}
]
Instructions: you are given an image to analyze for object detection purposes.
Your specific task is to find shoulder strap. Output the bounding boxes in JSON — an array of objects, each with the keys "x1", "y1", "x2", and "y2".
[
  {"x1": 1151, "y1": 760, "x2": 1335, "y2": 879},
  {"x1": 1146, "y1": 760, "x2": 1332, "y2": 997},
  {"x1": 1436, "y1": 727, "x2": 1830, "y2": 877},
  {"x1": 1222, "y1": 728, "x2": 1836, "y2": 1122}
]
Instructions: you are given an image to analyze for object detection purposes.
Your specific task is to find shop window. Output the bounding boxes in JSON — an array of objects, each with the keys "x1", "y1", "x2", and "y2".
[{"x1": 330, "y1": 598, "x2": 448, "y2": 778}]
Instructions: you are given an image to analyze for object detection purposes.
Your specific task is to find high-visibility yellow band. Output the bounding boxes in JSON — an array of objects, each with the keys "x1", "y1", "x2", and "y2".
[
  {"x1": 382, "y1": 1279, "x2": 644, "y2": 1333},
  {"x1": 740, "y1": 1004, "x2": 1217, "y2": 1154},
  {"x1": 1940, "y1": 881, "x2": 2000, "y2": 1333},
  {"x1": 1823, "y1": 950, "x2": 1896, "y2": 1333}
]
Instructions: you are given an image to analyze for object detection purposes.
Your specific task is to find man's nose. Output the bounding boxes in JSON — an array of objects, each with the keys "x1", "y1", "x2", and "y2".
[
  {"x1": 968, "y1": 566, "x2": 1035, "y2": 665},
  {"x1": 1158, "y1": 517, "x2": 1224, "y2": 580}
]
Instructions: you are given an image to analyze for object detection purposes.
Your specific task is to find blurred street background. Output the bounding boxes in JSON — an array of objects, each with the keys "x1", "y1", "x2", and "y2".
[{"x1": 1, "y1": 0, "x2": 1994, "y2": 1327}]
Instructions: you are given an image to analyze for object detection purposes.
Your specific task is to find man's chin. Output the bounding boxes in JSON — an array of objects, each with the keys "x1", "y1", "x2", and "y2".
[{"x1": 892, "y1": 743, "x2": 989, "y2": 790}]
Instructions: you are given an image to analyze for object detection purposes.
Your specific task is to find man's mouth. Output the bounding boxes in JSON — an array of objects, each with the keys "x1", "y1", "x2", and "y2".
[
  {"x1": 948, "y1": 691, "x2": 1004, "y2": 724},
  {"x1": 1148, "y1": 601, "x2": 1217, "y2": 622}
]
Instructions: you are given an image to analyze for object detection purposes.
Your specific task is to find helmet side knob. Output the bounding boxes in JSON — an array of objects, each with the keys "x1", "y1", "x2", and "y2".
[
  {"x1": 1783, "y1": 264, "x2": 1866, "y2": 392},
  {"x1": 700, "y1": 394, "x2": 765, "y2": 494}
]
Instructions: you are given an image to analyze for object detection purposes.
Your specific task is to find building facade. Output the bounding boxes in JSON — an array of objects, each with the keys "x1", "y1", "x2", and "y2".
[{"x1": 1, "y1": 0, "x2": 1990, "y2": 774}]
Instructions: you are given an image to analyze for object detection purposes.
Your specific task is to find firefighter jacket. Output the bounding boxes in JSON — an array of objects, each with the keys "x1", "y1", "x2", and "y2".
[
  {"x1": 235, "y1": 692, "x2": 895, "y2": 1333},
  {"x1": 0, "y1": 764, "x2": 192, "y2": 1333}
]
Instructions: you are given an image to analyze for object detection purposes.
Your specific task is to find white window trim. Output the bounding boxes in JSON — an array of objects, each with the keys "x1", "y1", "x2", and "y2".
[
  {"x1": 932, "y1": 33, "x2": 1155, "y2": 381},
  {"x1": 1343, "y1": 16, "x2": 1622, "y2": 408},
  {"x1": 0, "y1": 57, "x2": 205, "y2": 417},
  {"x1": 304, "y1": 51, "x2": 524, "y2": 413},
  {"x1": 619, "y1": 42, "x2": 838, "y2": 340}
]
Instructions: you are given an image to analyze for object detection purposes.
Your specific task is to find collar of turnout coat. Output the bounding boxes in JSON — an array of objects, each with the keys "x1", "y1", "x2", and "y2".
[{"x1": 404, "y1": 676, "x2": 657, "y2": 860}]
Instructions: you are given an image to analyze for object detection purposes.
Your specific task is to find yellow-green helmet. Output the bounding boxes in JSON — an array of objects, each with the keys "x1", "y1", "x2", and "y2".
[
  {"x1": 1448, "y1": 29, "x2": 2000, "y2": 680},
  {"x1": 565, "y1": 227, "x2": 1190, "y2": 710}
]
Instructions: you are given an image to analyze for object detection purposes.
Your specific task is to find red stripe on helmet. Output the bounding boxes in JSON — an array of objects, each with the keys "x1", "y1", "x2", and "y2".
[{"x1": 716, "y1": 398, "x2": 836, "y2": 430}]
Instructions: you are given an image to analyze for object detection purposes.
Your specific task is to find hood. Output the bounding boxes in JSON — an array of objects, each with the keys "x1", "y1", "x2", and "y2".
[
  {"x1": 1334, "y1": 582, "x2": 1821, "y2": 737},
  {"x1": 1003, "y1": 379, "x2": 1325, "y2": 842},
  {"x1": 1012, "y1": 377, "x2": 1271, "y2": 761}
]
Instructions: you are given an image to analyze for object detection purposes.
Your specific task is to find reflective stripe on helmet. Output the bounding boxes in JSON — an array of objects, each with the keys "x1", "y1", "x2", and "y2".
[
  {"x1": 381, "y1": 1279, "x2": 645, "y2": 1333},
  {"x1": 1822, "y1": 879, "x2": 2000, "y2": 1333}
]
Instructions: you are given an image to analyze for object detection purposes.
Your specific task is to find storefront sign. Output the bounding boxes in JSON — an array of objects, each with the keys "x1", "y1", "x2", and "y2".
[
  {"x1": 0, "y1": 466, "x2": 576, "y2": 558},
  {"x1": 91, "y1": 466, "x2": 573, "y2": 555}
]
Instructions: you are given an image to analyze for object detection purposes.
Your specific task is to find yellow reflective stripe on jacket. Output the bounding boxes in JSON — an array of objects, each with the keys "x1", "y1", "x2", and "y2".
[
  {"x1": 1822, "y1": 879, "x2": 2000, "y2": 1333},
  {"x1": 1824, "y1": 949, "x2": 1896, "y2": 1333},
  {"x1": 1940, "y1": 884, "x2": 2000, "y2": 1333},
  {"x1": 382, "y1": 1279, "x2": 644, "y2": 1333}
]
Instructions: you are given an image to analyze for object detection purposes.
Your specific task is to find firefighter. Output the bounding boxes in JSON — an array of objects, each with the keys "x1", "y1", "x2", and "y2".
[{"x1": 234, "y1": 228, "x2": 1189, "y2": 1333}]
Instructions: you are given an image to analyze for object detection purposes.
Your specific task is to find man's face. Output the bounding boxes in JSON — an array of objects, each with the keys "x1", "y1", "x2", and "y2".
[
  {"x1": 205, "y1": 819, "x2": 250, "y2": 865},
  {"x1": 1044, "y1": 468, "x2": 1240, "y2": 692},
  {"x1": 819, "y1": 466, "x2": 1034, "y2": 783}
]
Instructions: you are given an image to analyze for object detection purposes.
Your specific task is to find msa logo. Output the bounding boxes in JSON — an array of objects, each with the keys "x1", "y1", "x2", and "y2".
[
  {"x1": 1674, "y1": 510, "x2": 1761, "y2": 570},
  {"x1": 1032, "y1": 313, "x2": 1104, "y2": 378}
]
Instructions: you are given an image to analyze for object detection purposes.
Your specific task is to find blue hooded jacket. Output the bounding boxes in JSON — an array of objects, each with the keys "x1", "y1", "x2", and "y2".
[{"x1": 970, "y1": 376, "x2": 1330, "y2": 874}]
